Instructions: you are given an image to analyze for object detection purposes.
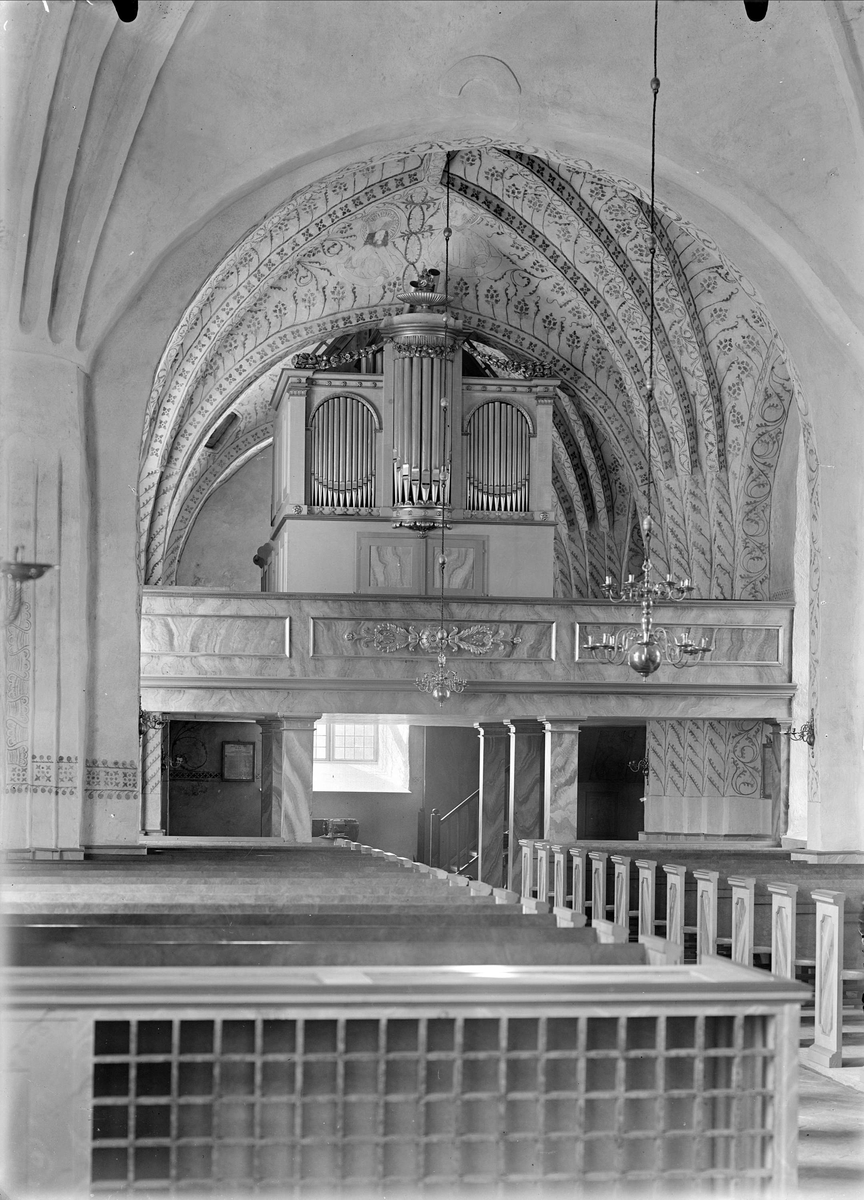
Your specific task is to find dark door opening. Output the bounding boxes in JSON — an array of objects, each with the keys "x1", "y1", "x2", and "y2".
[
  {"x1": 577, "y1": 725, "x2": 646, "y2": 840},
  {"x1": 165, "y1": 719, "x2": 264, "y2": 836}
]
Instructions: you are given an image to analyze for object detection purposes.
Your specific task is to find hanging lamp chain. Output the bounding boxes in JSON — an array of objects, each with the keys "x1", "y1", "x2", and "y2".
[
  {"x1": 583, "y1": 0, "x2": 712, "y2": 678},
  {"x1": 416, "y1": 151, "x2": 466, "y2": 704}
]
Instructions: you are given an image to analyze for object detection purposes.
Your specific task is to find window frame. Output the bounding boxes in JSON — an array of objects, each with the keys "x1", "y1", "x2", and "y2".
[{"x1": 314, "y1": 722, "x2": 379, "y2": 764}]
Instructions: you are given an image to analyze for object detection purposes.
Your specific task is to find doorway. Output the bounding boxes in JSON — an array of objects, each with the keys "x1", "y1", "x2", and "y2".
[
  {"x1": 577, "y1": 725, "x2": 646, "y2": 840},
  {"x1": 164, "y1": 719, "x2": 264, "y2": 836}
]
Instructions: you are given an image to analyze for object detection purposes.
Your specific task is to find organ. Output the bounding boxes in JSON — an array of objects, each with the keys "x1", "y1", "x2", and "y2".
[{"x1": 265, "y1": 275, "x2": 558, "y2": 597}]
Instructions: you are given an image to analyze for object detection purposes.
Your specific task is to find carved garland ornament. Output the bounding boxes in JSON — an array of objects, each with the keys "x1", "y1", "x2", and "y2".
[{"x1": 344, "y1": 622, "x2": 522, "y2": 655}]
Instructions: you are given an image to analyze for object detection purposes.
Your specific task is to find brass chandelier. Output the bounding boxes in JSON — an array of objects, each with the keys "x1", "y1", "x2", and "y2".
[
  {"x1": 413, "y1": 169, "x2": 466, "y2": 705},
  {"x1": 583, "y1": 1, "x2": 712, "y2": 679}
]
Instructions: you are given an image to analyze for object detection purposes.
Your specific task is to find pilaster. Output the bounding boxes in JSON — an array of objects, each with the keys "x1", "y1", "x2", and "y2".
[
  {"x1": 530, "y1": 388, "x2": 555, "y2": 512},
  {"x1": 258, "y1": 715, "x2": 320, "y2": 842},
  {"x1": 475, "y1": 721, "x2": 509, "y2": 888},
  {"x1": 541, "y1": 718, "x2": 580, "y2": 843},
  {"x1": 270, "y1": 370, "x2": 309, "y2": 528},
  {"x1": 506, "y1": 718, "x2": 545, "y2": 893}
]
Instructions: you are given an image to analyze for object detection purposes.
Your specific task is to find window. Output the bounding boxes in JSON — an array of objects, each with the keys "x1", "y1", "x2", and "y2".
[{"x1": 314, "y1": 723, "x2": 378, "y2": 763}]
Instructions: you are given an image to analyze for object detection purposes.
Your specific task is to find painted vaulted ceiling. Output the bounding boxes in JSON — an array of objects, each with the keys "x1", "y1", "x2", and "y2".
[
  {"x1": 3, "y1": 0, "x2": 859, "y2": 611},
  {"x1": 138, "y1": 144, "x2": 807, "y2": 601}
]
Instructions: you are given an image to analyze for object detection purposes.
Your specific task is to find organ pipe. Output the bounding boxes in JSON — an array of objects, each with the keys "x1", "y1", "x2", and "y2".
[
  {"x1": 309, "y1": 394, "x2": 376, "y2": 507},
  {"x1": 465, "y1": 401, "x2": 530, "y2": 512},
  {"x1": 391, "y1": 352, "x2": 452, "y2": 508}
]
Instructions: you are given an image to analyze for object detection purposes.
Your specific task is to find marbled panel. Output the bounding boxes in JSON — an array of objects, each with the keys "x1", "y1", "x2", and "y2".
[
  {"x1": 141, "y1": 615, "x2": 288, "y2": 657},
  {"x1": 477, "y1": 723, "x2": 509, "y2": 889},
  {"x1": 543, "y1": 719, "x2": 580, "y2": 844},
  {"x1": 278, "y1": 717, "x2": 318, "y2": 843},
  {"x1": 507, "y1": 720, "x2": 545, "y2": 894},
  {"x1": 258, "y1": 720, "x2": 281, "y2": 838},
  {"x1": 141, "y1": 594, "x2": 794, "y2": 714},
  {"x1": 368, "y1": 543, "x2": 417, "y2": 589},
  {"x1": 313, "y1": 618, "x2": 555, "y2": 660},
  {"x1": 645, "y1": 794, "x2": 772, "y2": 838},
  {"x1": 577, "y1": 622, "x2": 781, "y2": 663},
  {"x1": 142, "y1": 594, "x2": 292, "y2": 617},
  {"x1": 140, "y1": 654, "x2": 297, "y2": 678}
]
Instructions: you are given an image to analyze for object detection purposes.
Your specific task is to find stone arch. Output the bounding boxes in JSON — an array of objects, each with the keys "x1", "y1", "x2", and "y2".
[{"x1": 137, "y1": 139, "x2": 811, "y2": 611}]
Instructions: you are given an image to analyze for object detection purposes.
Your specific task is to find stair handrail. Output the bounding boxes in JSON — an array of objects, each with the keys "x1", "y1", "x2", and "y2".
[
  {"x1": 439, "y1": 788, "x2": 480, "y2": 823},
  {"x1": 429, "y1": 789, "x2": 480, "y2": 872}
]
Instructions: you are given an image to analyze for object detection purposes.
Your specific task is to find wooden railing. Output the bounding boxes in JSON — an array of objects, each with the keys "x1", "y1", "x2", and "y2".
[
  {"x1": 428, "y1": 790, "x2": 479, "y2": 875},
  {"x1": 519, "y1": 839, "x2": 864, "y2": 1071}
]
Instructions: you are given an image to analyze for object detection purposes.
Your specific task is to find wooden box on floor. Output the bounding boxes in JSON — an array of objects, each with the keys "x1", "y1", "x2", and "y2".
[{"x1": 6, "y1": 960, "x2": 806, "y2": 1196}]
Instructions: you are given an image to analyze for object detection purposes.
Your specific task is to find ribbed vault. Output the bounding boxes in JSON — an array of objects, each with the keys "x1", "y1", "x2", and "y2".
[{"x1": 139, "y1": 143, "x2": 804, "y2": 599}]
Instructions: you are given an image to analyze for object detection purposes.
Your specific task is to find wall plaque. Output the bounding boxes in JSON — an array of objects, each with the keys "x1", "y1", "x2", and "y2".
[{"x1": 222, "y1": 741, "x2": 256, "y2": 782}]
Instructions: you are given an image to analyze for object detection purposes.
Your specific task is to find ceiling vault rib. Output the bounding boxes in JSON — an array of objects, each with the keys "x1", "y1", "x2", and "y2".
[
  {"x1": 639, "y1": 200, "x2": 726, "y2": 472},
  {"x1": 493, "y1": 149, "x2": 700, "y2": 471}
]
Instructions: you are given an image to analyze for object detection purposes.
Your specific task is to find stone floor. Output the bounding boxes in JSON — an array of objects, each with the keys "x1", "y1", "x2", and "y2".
[
  {"x1": 797, "y1": 1063, "x2": 864, "y2": 1196},
  {"x1": 794, "y1": 1002, "x2": 864, "y2": 1195}
]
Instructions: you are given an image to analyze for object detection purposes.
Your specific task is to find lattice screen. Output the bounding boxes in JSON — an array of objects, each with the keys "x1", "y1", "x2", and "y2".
[{"x1": 91, "y1": 1012, "x2": 776, "y2": 1193}]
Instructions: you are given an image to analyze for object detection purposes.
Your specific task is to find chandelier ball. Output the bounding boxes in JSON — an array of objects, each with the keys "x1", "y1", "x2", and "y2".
[
  {"x1": 432, "y1": 683, "x2": 451, "y2": 704},
  {"x1": 627, "y1": 641, "x2": 662, "y2": 677}
]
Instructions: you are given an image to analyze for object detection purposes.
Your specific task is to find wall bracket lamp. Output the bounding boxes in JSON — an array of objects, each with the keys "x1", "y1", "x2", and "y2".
[{"x1": 1, "y1": 546, "x2": 56, "y2": 627}]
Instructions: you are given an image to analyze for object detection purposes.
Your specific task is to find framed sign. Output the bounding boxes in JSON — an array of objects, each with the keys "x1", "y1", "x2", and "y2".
[{"x1": 222, "y1": 741, "x2": 255, "y2": 782}]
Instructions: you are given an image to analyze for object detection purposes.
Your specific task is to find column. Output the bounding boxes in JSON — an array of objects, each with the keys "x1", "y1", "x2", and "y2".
[
  {"x1": 476, "y1": 721, "x2": 509, "y2": 888},
  {"x1": 139, "y1": 712, "x2": 166, "y2": 837},
  {"x1": 258, "y1": 715, "x2": 320, "y2": 842},
  {"x1": 506, "y1": 719, "x2": 545, "y2": 893},
  {"x1": 541, "y1": 718, "x2": 580, "y2": 843}
]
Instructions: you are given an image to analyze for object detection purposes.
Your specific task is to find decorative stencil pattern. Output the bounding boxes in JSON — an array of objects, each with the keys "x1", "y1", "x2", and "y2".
[
  {"x1": 27, "y1": 754, "x2": 79, "y2": 796},
  {"x1": 648, "y1": 719, "x2": 764, "y2": 798},
  {"x1": 85, "y1": 760, "x2": 139, "y2": 802},
  {"x1": 137, "y1": 142, "x2": 802, "y2": 615}
]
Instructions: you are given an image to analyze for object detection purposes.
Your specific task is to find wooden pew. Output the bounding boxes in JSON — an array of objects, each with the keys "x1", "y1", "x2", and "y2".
[
  {"x1": 550, "y1": 842, "x2": 576, "y2": 909},
  {"x1": 535, "y1": 840, "x2": 553, "y2": 907},
  {"x1": 663, "y1": 864, "x2": 687, "y2": 947},
  {"x1": 519, "y1": 838, "x2": 536, "y2": 901},
  {"x1": 635, "y1": 859, "x2": 657, "y2": 938},
  {"x1": 639, "y1": 933, "x2": 684, "y2": 965},
  {"x1": 588, "y1": 851, "x2": 608, "y2": 923},
  {"x1": 694, "y1": 868, "x2": 720, "y2": 962},
  {"x1": 569, "y1": 847, "x2": 588, "y2": 917},
  {"x1": 611, "y1": 854, "x2": 632, "y2": 928},
  {"x1": 591, "y1": 917, "x2": 629, "y2": 944}
]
